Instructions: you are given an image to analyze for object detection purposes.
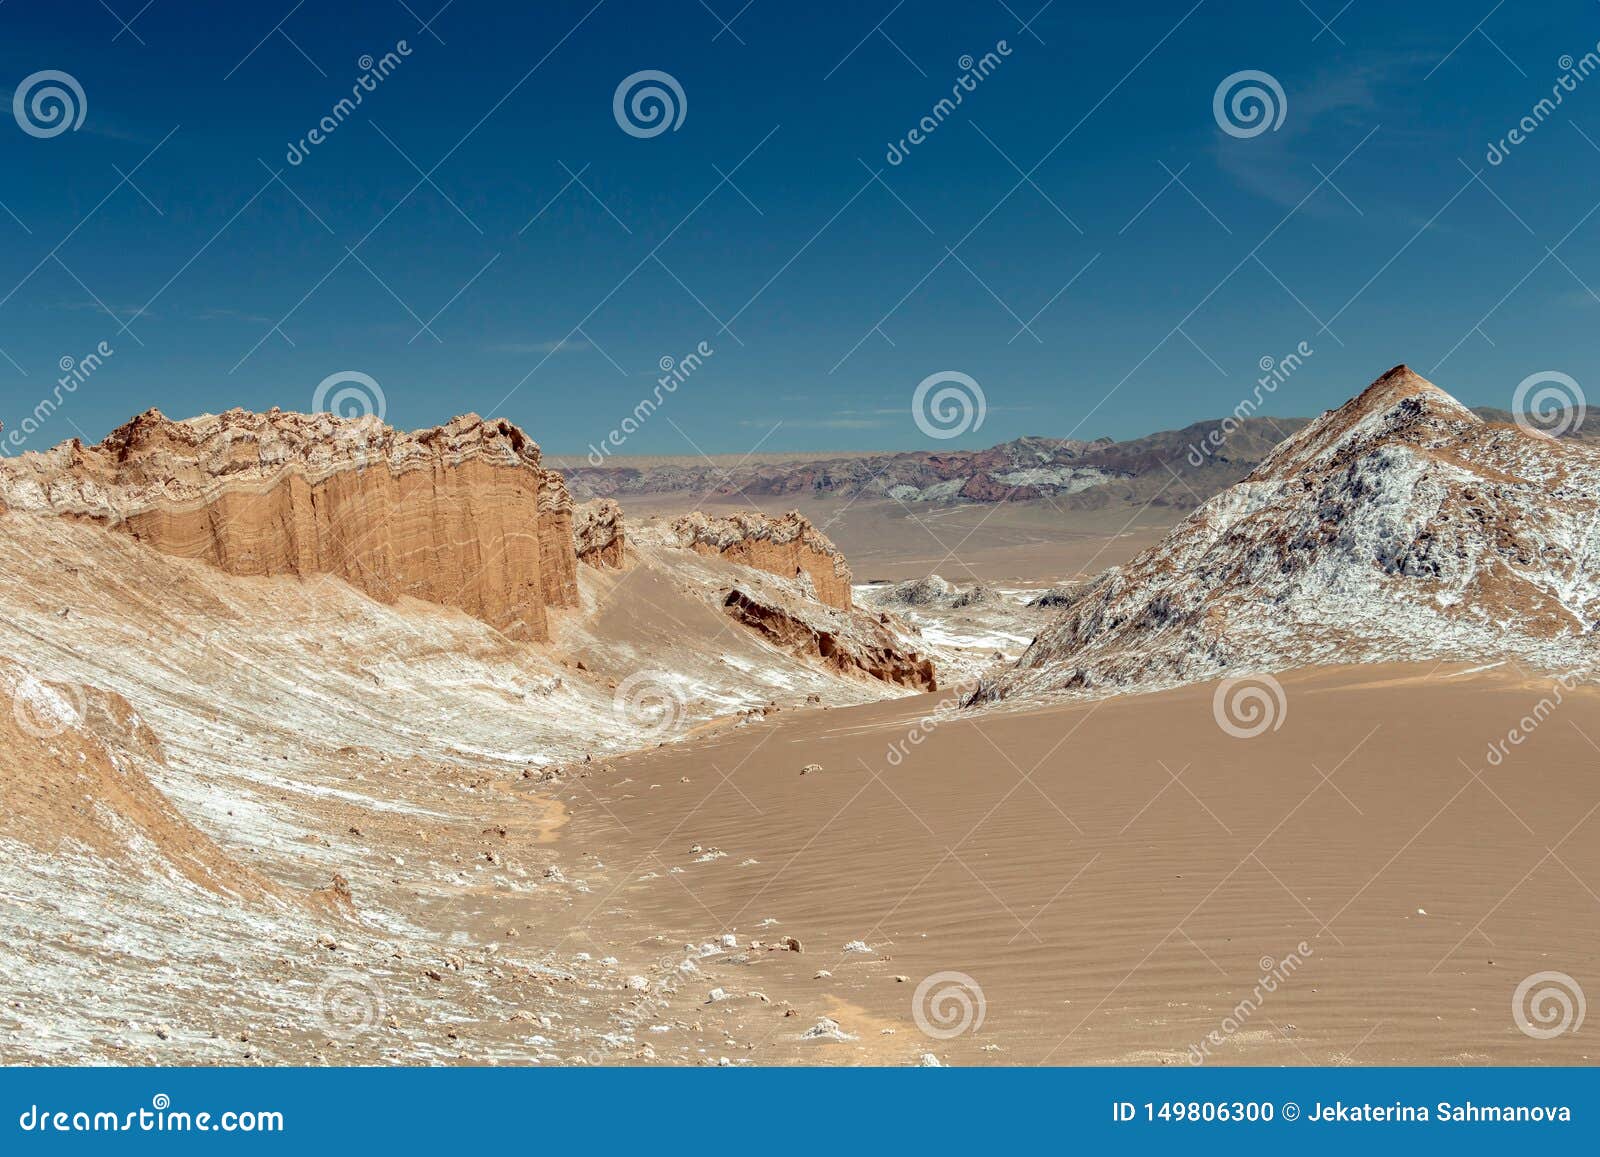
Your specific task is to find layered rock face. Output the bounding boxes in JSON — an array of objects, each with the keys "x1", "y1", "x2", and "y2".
[
  {"x1": 987, "y1": 366, "x2": 1600, "y2": 700},
  {"x1": 0, "y1": 408, "x2": 580, "y2": 640},
  {"x1": 663, "y1": 510, "x2": 853, "y2": 610},
  {"x1": 573, "y1": 499, "x2": 626, "y2": 568},
  {"x1": 538, "y1": 480, "x2": 580, "y2": 607},
  {"x1": 721, "y1": 588, "x2": 936, "y2": 691}
]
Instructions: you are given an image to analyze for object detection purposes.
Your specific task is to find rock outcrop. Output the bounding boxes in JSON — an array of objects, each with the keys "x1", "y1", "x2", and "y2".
[
  {"x1": 0, "y1": 408, "x2": 580, "y2": 640},
  {"x1": 537, "y1": 475, "x2": 580, "y2": 608},
  {"x1": 865, "y1": 573, "x2": 997, "y2": 610},
  {"x1": 720, "y1": 587, "x2": 936, "y2": 691},
  {"x1": 984, "y1": 366, "x2": 1600, "y2": 701},
  {"x1": 573, "y1": 499, "x2": 626, "y2": 568},
  {"x1": 663, "y1": 510, "x2": 853, "y2": 610}
]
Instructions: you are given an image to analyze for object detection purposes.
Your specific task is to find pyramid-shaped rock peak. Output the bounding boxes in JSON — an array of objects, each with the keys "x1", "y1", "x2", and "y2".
[
  {"x1": 983, "y1": 365, "x2": 1600, "y2": 701},
  {"x1": 1250, "y1": 364, "x2": 1483, "y2": 483}
]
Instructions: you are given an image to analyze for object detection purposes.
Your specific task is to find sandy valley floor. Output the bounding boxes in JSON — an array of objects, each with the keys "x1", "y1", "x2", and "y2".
[{"x1": 546, "y1": 662, "x2": 1600, "y2": 1065}]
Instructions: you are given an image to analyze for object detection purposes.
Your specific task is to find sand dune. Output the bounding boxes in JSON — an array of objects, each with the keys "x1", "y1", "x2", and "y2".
[{"x1": 554, "y1": 663, "x2": 1600, "y2": 1064}]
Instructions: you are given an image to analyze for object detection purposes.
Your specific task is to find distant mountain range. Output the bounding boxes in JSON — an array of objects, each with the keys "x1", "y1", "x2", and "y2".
[{"x1": 557, "y1": 408, "x2": 1589, "y2": 510}]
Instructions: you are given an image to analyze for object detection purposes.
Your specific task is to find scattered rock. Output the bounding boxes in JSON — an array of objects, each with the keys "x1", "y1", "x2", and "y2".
[{"x1": 800, "y1": 1017, "x2": 856, "y2": 1042}]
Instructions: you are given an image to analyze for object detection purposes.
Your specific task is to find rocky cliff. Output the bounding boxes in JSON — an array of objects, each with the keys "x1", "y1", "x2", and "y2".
[
  {"x1": 985, "y1": 365, "x2": 1600, "y2": 700},
  {"x1": 0, "y1": 408, "x2": 580, "y2": 640},
  {"x1": 538, "y1": 476, "x2": 580, "y2": 607},
  {"x1": 662, "y1": 510, "x2": 853, "y2": 610}
]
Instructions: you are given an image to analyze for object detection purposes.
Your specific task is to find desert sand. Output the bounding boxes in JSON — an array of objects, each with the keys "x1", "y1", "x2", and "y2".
[{"x1": 547, "y1": 661, "x2": 1599, "y2": 1064}]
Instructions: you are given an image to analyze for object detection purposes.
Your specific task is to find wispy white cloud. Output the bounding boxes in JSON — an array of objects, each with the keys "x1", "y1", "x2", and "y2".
[
  {"x1": 1213, "y1": 54, "x2": 1432, "y2": 214},
  {"x1": 52, "y1": 300, "x2": 151, "y2": 320}
]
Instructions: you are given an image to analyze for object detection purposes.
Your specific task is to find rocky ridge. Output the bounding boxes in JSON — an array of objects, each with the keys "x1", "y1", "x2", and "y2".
[
  {"x1": 985, "y1": 366, "x2": 1600, "y2": 700},
  {"x1": 552, "y1": 423, "x2": 1310, "y2": 509},
  {"x1": 555, "y1": 408, "x2": 1600, "y2": 512},
  {"x1": 573, "y1": 498, "x2": 627, "y2": 568},
  {"x1": 0, "y1": 408, "x2": 580, "y2": 640},
  {"x1": 718, "y1": 585, "x2": 937, "y2": 691},
  {"x1": 649, "y1": 510, "x2": 855, "y2": 611}
]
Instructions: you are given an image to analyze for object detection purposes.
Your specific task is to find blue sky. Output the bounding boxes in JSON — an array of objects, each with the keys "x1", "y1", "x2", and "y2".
[{"x1": 2, "y1": 0, "x2": 1599, "y2": 455}]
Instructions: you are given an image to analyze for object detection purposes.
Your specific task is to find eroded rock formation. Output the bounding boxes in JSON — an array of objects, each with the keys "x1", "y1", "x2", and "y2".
[
  {"x1": 664, "y1": 510, "x2": 853, "y2": 610},
  {"x1": 573, "y1": 498, "x2": 627, "y2": 568},
  {"x1": 721, "y1": 588, "x2": 936, "y2": 690},
  {"x1": 0, "y1": 408, "x2": 580, "y2": 640},
  {"x1": 538, "y1": 478, "x2": 580, "y2": 607}
]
